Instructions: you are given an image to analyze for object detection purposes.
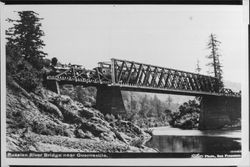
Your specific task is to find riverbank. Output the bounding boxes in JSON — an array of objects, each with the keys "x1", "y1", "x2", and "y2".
[{"x1": 6, "y1": 80, "x2": 156, "y2": 152}]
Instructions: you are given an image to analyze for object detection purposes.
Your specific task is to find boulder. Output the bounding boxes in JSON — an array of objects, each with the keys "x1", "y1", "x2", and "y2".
[
  {"x1": 31, "y1": 94, "x2": 64, "y2": 120},
  {"x1": 99, "y1": 131, "x2": 116, "y2": 142},
  {"x1": 111, "y1": 128, "x2": 129, "y2": 144},
  {"x1": 80, "y1": 121, "x2": 109, "y2": 136},
  {"x1": 75, "y1": 129, "x2": 94, "y2": 139},
  {"x1": 90, "y1": 117, "x2": 111, "y2": 128},
  {"x1": 78, "y1": 108, "x2": 95, "y2": 119}
]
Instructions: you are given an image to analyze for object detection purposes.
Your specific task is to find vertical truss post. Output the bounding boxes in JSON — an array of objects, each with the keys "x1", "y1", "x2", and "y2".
[
  {"x1": 111, "y1": 58, "x2": 116, "y2": 84},
  {"x1": 72, "y1": 67, "x2": 77, "y2": 82},
  {"x1": 143, "y1": 65, "x2": 151, "y2": 86},
  {"x1": 150, "y1": 67, "x2": 158, "y2": 87}
]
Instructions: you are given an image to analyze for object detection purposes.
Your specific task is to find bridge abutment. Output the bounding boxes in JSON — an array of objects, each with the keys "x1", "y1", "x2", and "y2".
[
  {"x1": 199, "y1": 96, "x2": 241, "y2": 130},
  {"x1": 96, "y1": 86, "x2": 126, "y2": 116}
]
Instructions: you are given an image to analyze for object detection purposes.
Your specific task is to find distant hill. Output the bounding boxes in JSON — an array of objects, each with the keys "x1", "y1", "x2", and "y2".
[
  {"x1": 122, "y1": 80, "x2": 240, "y2": 106},
  {"x1": 224, "y1": 80, "x2": 241, "y2": 92}
]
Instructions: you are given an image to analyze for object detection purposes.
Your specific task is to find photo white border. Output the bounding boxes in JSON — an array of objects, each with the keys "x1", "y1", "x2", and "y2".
[{"x1": 1, "y1": 2, "x2": 249, "y2": 167}]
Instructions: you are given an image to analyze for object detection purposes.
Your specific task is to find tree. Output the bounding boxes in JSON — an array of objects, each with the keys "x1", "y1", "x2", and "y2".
[
  {"x1": 6, "y1": 11, "x2": 47, "y2": 70},
  {"x1": 206, "y1": 34, "x2": 224, "y2": 89},
  {"x1": 51, "y1": 57, "x2": 58, "y2": 66},
  {"x1": 169, "y1": 99, "x2": 201, "y2": 129},
  {"x1": 6, "y1": 11, "x2": 47, "y2": 91},
  {"x1": 195, "y1": 59, "x2": 202, "y2": 74},
  {"x1": 166, "y1": 95, "x2": 173, "y2": 108},
  {"x1": 139, "y1": 94, "x2": 150, "y2": 118}
]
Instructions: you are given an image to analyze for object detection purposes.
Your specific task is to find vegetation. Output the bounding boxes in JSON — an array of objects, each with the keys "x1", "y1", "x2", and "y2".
[
  {"x1": 122, "y1": 92, "x2": 179, "y2": 128},
  {"x1": 60, "y1": 85, "x2": 97, "y2": 107},
  {"x1": 169, "y1": 99, "x2": 200, "y2": 129},
  {"x1": 6, "y1": 11, "x2": 47, "y2": 92},
  {"x1": 206, "y1": 33, "x2": 224, "y2": 90},
  {"x1": 195, "y1": 59, "x2": 202, "y2": 74}
]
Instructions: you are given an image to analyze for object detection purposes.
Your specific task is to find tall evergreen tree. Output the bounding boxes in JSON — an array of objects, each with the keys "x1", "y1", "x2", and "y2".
[
  {"x1": 6, "y1": 11, "x2": 47, "y2": 70},
  {"x1": 166, "y1": 95, "x2": 173, "y2": 108},
  {"x1": 195, "y1": 59, "x2": 202, "y2": 74},
  {"x1": 6, "y1": 11, "x2": 47, "y2": 91},
  {"x1": 206, "y1": 34, "x2": 224, "y2": 90}
]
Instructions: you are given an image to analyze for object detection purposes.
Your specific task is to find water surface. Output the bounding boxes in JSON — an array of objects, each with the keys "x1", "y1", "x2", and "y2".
[{"x1": 145, "y1": 126, "x2": 241, "y2": 153}]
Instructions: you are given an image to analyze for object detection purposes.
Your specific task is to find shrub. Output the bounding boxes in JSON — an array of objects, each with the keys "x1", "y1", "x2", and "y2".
[
  {"x1": 32, "y1": 121, "x2": 55, "y2": 135},
  {"x1": 6, "y1": 47, "x2": 43, "y2": 92},
  {"x1": 13, "y1": 68, "x2": 42, "y2": 92},
  {"x1": 169, "y1": 99, "x2": 201, "y2": 129}
]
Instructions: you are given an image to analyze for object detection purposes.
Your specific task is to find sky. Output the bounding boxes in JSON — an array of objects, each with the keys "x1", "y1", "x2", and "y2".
[{"x1": 4, "y1": 5, "x2": 245, "y2": 83}]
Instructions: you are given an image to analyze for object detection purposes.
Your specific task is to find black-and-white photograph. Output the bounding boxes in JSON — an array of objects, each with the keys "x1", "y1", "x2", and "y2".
[{"x1": 1, "y1": 3, "x2": 247, "y2": 163}]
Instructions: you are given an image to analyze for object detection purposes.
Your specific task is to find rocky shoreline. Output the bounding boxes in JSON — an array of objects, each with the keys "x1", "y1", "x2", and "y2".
[{"x1": 6, "y1": 80, "x2": 156, "y2": 152}]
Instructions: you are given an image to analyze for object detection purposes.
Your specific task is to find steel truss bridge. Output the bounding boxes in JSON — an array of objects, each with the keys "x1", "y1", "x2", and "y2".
[{"x1": 47, "y1": 58, "x2": 241, "y2": 98}]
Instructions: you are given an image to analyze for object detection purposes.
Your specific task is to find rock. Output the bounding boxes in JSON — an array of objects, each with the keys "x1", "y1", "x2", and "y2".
[
  {"x1": 85, "y1": 131, "x2": 94, "y2": 139},
  {"x1": 46, "y1": 93, "x2": 105, "y2": 122},
  {"x1": 7, "y1": 89, "x2": 73, "y2": 137},
  {"x1": 127, "y1": 145, "x2": 158, "y2": 152},
  {"x1": 7, "y1": 80, "x2": 31, "y2": 98},
  {"x1": 99, "y1": 131, "x2": 116, "y2": 142},
  {"x1": 114, "y1": 120, "x2": 144, "y2": 138},
  {"x1": 75, "y1": 129, "x2": 94, "y2": 139},
  {"x1": 63, "y1": 129, "x2": 74, "y2": 138},
  {"x1": 6, "y1": 136, "x2": 23, "y2": 151},
  {"x1": 130, "y1": 136, "x2": 144, "y2": 148},
  {"x1": 119, "y1": 132, "x2": 132, "y2": 143},
  {"x1": 144, "y1": 128, "x2": 153, "y2": 136},
  {"x1": 80, "y1": 121, "x2": 109, "y2": 136},
  {"x1": 31, "y1": 94, "x2": 64, "y2": 120},
  {"x1": 90, "y1": 117, "x2": 111, "y2": 128},
  {"x1": 76, "y1": 129, "x2": 86, "y2": 138},
  {"x1": 78, "y1": 108, "x2": 95, "y2": 119},
  {"x1": 111, "y1": 128, "x2": 129, "y2": 144},
  {"x1": 6, "y1": 81, "x2": 154, "y2": 153}
]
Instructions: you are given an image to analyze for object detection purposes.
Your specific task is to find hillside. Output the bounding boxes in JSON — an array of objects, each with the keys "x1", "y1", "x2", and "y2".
[{"x1": 6, "y1": 79, "x2": 156, "y2": 152}]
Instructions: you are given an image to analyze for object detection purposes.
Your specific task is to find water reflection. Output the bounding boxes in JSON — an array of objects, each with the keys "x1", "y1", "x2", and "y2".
[{"x1": 145, "y1": 128, "x2": 241, "y2": 153}]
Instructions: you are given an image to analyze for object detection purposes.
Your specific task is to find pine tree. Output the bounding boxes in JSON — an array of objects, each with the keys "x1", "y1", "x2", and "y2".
[
  {"x1": 195, "y1": 59, "x2": 202, "y2": 74},
  {"x1": 166, "y1": 95, "x2": 173, "y2": 108},
  {"x1": 206, "y1": 34, "x2": 224, "y2": 90},
  {"x1": 6, "y1": 11, "x2": 47, "y2": 91},
  {"x1": 6, "y1": 11, "x2": 47, "y2": 70}
]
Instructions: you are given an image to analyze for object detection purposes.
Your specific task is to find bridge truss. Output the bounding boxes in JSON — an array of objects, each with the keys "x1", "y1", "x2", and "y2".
[{"x1": 46, "y1": 58, "x2": 241, "y2": 97}]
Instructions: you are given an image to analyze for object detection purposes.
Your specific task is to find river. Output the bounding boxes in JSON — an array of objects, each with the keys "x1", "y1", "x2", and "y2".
[{"x1": 145, "y1": 126, "x2": 241, "y2": 153}]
